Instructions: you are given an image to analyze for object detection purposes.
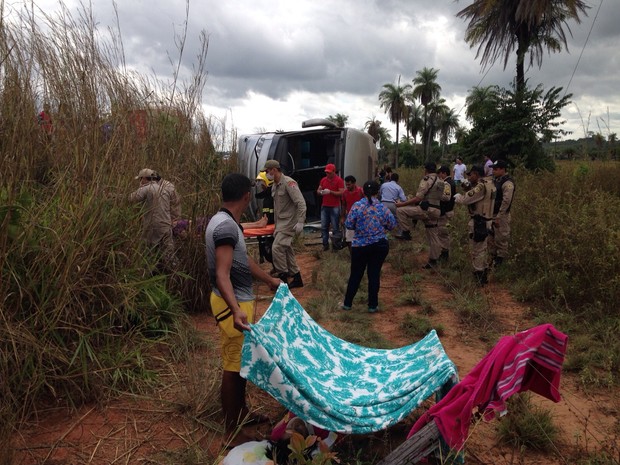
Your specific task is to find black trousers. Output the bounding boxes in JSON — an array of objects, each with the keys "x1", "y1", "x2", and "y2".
[{"x1": 343, "y1": 238, "x2": 389, "y2": 309}]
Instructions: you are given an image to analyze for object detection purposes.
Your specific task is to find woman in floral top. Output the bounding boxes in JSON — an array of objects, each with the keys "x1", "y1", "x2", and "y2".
[{"x1": 342, "y1": 180, "x2": 396, "y2": 313}]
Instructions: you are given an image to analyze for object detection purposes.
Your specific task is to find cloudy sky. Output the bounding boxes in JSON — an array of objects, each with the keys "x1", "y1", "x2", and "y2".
[{"x1": 19, "y1": 0, "x2": 619, "y2": 142}]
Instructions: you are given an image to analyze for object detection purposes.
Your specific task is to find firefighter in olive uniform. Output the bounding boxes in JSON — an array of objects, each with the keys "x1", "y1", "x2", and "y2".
[
  {"x1": 263, "y1": 159, "x2": 307, "y2": 289},
  {"x1": 454, "y1": 165, "x2": 496, "y2": 285},
  {"x1": 488, "y1": 159, "x2": 515, "y2": 267},
  {"x1": 395, "y1": 162, "x2": 445, "y2": 268}
]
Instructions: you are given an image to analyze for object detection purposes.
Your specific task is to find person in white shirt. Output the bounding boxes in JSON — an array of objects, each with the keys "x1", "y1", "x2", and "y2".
[
  {"x1": 453, "y1": 157, "x2": 467, "y2": 186},
  {"x1": 484, "y1": 155, "x2": 494, "y2": 177}
]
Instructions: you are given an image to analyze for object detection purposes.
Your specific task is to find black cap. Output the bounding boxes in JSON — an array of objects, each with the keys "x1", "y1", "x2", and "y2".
[
  {"x1": 424, "y1": 162, "x2": 437, "y2": 173},
  {"x1": 466, "y1": 165, "x2": 485, "y2": 176},
  {"x1": 491, "y1": 159, "x2": 508, "y2": 169},
  {"x1": 438, "y1": 165, "x2": 450, "y2": 175}
]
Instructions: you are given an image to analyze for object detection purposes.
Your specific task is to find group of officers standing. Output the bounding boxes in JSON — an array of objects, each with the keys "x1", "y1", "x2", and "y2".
[
  {"x1": 254, "y1": 156, "x2": 516, "y2": 288},
  {"x1": 390, "y1": 159, "x2": 515, "y2": 286}
]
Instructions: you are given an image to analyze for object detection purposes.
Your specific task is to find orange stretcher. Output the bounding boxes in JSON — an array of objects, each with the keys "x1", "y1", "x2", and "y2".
[
  {"x1": 243, "y1": 224, "x2": 275, "y2": 263},
  {"x1": 243, "y1": 224, "x2": 275, "y2": 238}
]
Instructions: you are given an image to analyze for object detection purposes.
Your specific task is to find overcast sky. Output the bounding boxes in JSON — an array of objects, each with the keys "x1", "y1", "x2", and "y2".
[{"x1": 19, "y1": 0, "x2": 619, "y2": 143}]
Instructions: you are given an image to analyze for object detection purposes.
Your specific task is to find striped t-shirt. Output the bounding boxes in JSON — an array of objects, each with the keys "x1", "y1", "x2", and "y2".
[{"x1": 205, "y1": 209, "x2": 254, "y2": 302}]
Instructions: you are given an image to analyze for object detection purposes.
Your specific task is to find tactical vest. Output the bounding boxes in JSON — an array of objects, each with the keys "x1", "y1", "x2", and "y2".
[
  {"x1": 494, "y1": 175, "x2": 515, "y2": 215},
  {"x1": 440, "y1": 177, "x2": 456, "y2": 214},
  {"x1": 425, "y1": 174, "x2": 444, "y2": 207},
  {"x1": 468, "y1": 177, "x2": 496, "y2": 219}
]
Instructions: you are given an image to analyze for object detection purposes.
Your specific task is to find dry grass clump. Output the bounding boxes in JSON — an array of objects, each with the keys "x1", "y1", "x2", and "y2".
[{"x1": 0, "y1": 1, "x2": 232, "y2": 456}]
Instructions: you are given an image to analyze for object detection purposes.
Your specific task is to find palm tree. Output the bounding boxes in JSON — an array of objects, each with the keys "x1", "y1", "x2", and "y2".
[
  {"x1": 375, "y1": 126, "x2": 392, "y2": 149},
  {"x1": 405, "y1": 102, "x2": 424, "y2": 158},
  {"x1": 424, "y1": 98, "x2": 450, "y2": 161},
  {"x1": 365, "y1": 117, "x2": 382, "y2": 144},
  {"x1": 457, "y1": 0, "x2": 589, "y2": 93},
  {"x1": 465, "y1": 85, "x2": 499, "y2": 124},
  {"x1": 438, "y1": 108, "x2": 461, "y2": 156},
  {"x1": 378, "y1": 76, "x2": 412, "y2": 168},
  {"x1": 412, "y1": 67, "x2": 441, "y2": 160},
  {"x1": 327, "y1": 113, "x2": 349, "y2": 128},
  {"x1": 454, "y1": 126, "x2": 468, "y2": 145}
]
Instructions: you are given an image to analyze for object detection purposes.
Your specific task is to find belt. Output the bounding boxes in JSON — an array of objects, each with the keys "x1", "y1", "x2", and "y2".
[
  {"x1": 382, "y1": 200, "x2": 395, "y2": 203},
  {"x1": 428, "y1": 204, "x2": 440, "y2": 209}
]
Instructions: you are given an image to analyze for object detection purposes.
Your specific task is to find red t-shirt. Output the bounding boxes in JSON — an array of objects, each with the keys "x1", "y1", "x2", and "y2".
[
  {"x1": 342, "y1": 186, "x2": 364, "y2": 213},
  {"x1": 319, "y1": 175, "x2": 344, "y2": 207}
]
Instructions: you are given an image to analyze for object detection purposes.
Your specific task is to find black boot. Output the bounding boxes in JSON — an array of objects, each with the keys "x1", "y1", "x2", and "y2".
[
  {"x1": 473, "y1": 270, "x2": 488, "y2": 286},
  {"x1": 288, "y1": 272, "x2": 304, "y2": 289},
  {"x1": 278, "y1": 273, "x2": 289, "y2": 284},
  {"x1": 439, "y1": 250, "x2": 449, "y2": 262}
]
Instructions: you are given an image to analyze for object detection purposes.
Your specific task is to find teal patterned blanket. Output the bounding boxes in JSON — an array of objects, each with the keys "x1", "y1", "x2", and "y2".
[{"x1": 240, "y1": 284, "x2": 457, "y2": 434}]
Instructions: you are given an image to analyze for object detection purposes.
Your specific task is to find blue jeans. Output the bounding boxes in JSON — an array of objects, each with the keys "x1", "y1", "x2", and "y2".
[
  {"x1": 321, "y1": 206, "x2": 341, "y2": 247},
  {"x1": 343, "y1": 239, "x2": 389, "y2": 309}
]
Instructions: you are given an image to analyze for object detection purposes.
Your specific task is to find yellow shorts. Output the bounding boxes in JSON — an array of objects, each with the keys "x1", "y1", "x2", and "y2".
[{"x1": 210, "y1": 293, "x2": 255, "y2": 372}]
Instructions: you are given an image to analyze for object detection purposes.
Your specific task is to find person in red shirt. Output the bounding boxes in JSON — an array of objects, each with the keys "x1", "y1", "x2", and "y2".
[
  {"x1": 317, "y1": 163, "x2": 345, "y2": 251},
  {"x1": 341, "y1": 175, "x2": 364, "y2": 249}
]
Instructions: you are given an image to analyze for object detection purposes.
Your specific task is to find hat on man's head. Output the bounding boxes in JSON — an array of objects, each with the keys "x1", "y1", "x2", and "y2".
[
  {"x1": 263, "y1": 159, "x2": 280, "y2": 170},
  {"x1": 491, "y1": 159, "x2": 508, "y2": 170},
  {"x1": 325, "y1": 163, "x2": 336, "y2": 173},
  {"x1": 424, "y1": 162, "x2": 437, "y2": 173},
  {"x1": 466, "y1": 165, "x2": 485, "y2": 176},
  {"x1": 135, "y1": 168, "x2": 156, "y2": 179},
  {"x1": 256, "y1": 170, "x2": 273, "y2": 187}
]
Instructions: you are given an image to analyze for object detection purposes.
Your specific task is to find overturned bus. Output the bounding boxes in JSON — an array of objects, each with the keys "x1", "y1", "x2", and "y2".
[{"x1": 237, "y1": 119, "x2": 378, "y2": 222}]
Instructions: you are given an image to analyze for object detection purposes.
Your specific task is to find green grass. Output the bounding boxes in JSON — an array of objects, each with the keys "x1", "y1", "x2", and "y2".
[
  {"x1": 400, "y1": 313, "x2": 445, "y2": 339},
  {"x1": 496, "y1": 394, "x2": 561, "y2": 452}
]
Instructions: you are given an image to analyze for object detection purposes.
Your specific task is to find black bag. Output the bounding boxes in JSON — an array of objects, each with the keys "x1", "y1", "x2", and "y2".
[
  {"x1": 472, "y1": 215, "x2": 489, "y2": 242},
  {"x1": 420, "y1": 200, "x2": 430, "y2": 211}
]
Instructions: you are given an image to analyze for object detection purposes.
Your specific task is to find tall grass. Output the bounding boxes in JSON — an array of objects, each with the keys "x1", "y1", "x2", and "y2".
[
  {"x1": 395, "y1": 162, "x2": 620, "y2": 386},
  {"x1": 505, "y1": 162, "x2": 620, "y2": 385},
  {"x1": 0, "y1": 0, "x2": 231, "y2": 455}
]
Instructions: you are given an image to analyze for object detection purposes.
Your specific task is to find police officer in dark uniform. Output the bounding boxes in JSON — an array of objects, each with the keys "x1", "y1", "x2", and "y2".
[{"x1": 489, "y1": 159, "x2": 515, "y2": 267}]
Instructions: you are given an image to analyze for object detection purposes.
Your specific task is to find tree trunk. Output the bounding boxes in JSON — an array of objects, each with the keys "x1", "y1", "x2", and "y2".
[
  {"x1": 423, "y1": 106, "x2": 428, "y2": 161},
  {"x1": 515, "y1": 26, "x2": 528, "y2": 96},
  {"x1": 394, "y1": 120, "x2": 400, "y2": 169}
]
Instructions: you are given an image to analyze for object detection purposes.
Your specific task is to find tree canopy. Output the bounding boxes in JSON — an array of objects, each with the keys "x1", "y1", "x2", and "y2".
[{"x1": 457, "y1": 0, "x2": 589, "y2": 92}]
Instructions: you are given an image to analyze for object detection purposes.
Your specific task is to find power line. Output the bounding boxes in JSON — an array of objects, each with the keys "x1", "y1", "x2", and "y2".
[{"x1": 563, "y1": 0, "x2": 604, "y2": 98}]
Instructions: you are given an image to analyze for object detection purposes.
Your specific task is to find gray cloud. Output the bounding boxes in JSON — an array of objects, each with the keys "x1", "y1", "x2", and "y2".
[{"x1": 30, "y1": 0, "x2": 620, "y2": 137}]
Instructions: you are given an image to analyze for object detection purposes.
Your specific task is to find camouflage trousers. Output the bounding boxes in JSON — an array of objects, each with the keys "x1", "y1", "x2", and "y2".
[
  {"x1": 437, "y1": 211, "x2": 454, "y2": 253},
  {"x1": 488, "y1": 213, "x2": 511, "y2": 259}
]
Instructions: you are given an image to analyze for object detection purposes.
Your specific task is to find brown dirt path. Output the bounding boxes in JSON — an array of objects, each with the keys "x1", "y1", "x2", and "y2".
[{"x1": 10, "y1": 241, "x2": 620, "y2": 464}]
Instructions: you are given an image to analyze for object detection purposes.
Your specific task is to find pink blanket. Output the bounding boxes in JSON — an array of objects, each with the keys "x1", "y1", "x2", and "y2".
[{"x1": 408, "y1": 324, "x2": 568, "y2": 450}]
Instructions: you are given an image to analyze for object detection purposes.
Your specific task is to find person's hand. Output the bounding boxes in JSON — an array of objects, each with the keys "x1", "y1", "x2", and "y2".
[
  {"x1": 233, "y1": 309, "x2": 251, "y2": 332},
  {"x1": 321, "y1": 189, "x2": 330, "y2": 195},
  {"x1": 453, "y1": 193, "x2": 464, "y2": 203},
  {"x1": 294, "y1": 222, "x2": 304, "y2": 234},
  {"x1": 268, "y1": 277, "x2": 281, "y2": 291}
]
